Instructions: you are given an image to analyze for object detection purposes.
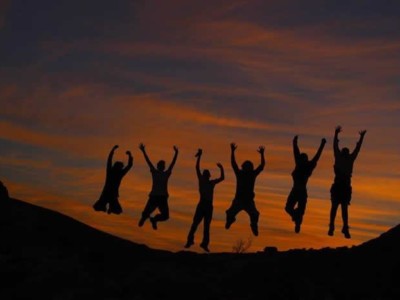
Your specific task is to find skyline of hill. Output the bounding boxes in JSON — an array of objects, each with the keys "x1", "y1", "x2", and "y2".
[{"x1": 1, "y1": 198, "x2": 398, "y2": 299}]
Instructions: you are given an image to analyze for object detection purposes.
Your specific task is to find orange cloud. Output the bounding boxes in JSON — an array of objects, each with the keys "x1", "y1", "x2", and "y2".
[{"x1": 2, "y1": 2, "x2": 400, "y2": 253}]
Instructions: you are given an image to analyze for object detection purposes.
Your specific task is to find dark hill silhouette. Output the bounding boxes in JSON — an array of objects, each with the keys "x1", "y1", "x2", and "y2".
[
  {"x1": 1, "y1": 198, "x2": 399, "y2": 299},
  {"x1": 356, "y1": 223, "x2": 400, "y2": 252}
]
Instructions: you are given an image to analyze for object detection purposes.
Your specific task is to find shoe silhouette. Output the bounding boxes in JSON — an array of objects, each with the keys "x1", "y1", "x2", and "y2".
[
  {"x1": 294, "y1": 211, "x2": 301, "y2": 233},
  {"x1": 295, "y1": 223, "x2": 301, "y2": 233},
  {"x1": 150, "y1": 217, "x2": 158, "y2": 230},
  {"x1": 138, "y1": 217, "x2": 146, "y2": 227},
  {"x1": 184, "y1": 240, "x2": 194, "y2": 249},
  {"x1": 107, "y1": 202, "x2": 122, "y2": 215},
  {"x1": 342, "y1": 227, "x2": 351, "y2": 239},
  {"x1": 93, "y1": 202, "x2": 106, "y2": 212},
  {"x1": 328, "y1": 225, "x2": 334, "y2": 236},
  {"x1": 251, "y1": 223, "x2": 258, "y2": 236},
  {"x1": 225, "y1": 219, "x2": 233, "y2": 230},
  {"x1": 200, "y1": 243, "x2": 210, "y2": 252}
]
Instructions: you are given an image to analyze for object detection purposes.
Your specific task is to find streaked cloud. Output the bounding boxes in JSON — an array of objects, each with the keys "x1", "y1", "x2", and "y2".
[{"x1": 1, "y1": 0, "x2": 399, "y2": 253}]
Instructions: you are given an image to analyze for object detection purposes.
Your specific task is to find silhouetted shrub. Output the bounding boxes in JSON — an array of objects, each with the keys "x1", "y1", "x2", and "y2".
[{"x1": 232, "y1": 237, "x2": 252, "y2": 253}]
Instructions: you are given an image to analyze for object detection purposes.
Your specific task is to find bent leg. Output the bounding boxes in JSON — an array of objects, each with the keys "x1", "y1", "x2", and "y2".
[
  {"x1": 138, "y1": 197, "x2": 157, "y2": 227},
  {"x1": 225, "y1": 199, "x2": 241, "y2": 229},
  {"x1": 151, "y1": 196, "x2": 169, "y2": 230}
]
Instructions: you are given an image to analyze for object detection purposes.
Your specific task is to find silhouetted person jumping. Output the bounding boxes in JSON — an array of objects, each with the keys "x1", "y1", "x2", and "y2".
[
  {"x1": 225, "y1": 143, "x2": 265, "y2": 236},
  {"x1": 138, "y1": 143, "x2": 178, "y2": 230},
  {"x1": 93, "y1": 145, "x2": 133, "y2": 215},
  {"x1": 184, "y1": 149, "x2": 225, "y2": 252},
  {"x1": 285, "y1": 135, "x2": 326, "y2": 233},
  {"x1": 329, "y1": 126, "x2": 367, "y2": 239}
]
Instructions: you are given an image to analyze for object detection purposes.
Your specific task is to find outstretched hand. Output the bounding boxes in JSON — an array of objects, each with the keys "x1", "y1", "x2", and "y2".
[
  {"x1": 359, "y1": 130, "x2": 367, "y2": 137},
  {"x1": 173, "y1": 145, "x2": 179, "y2": 152},
  {"x1": 322, "y1": 138, "x2": 327, "y2": 144},
  {"x1": 230, "y1": 143, "x2": 237, "y2": 151},
  {"x1": 257, "y1": 146, "x2": 265, "y2": 154},
  {"x1": 112, "y1": 145, "x2": 119, "y2": 151},
  {"x1": 139, "y1": 143, "x2": 145, "y2": 151},
  {"x1": 294, "y1": 135, "x2": 298, "y2": 141},
  {"x1": 126, "y1": 150, "x2": 132, "y2": 156},
  {"x1": 335, "y1": 125, "x2": 342, "y2": 134},
  {"x1": 216, "y1": 162, "x2": 223, "y2": 169},
  {"x1": 195, "y1": 148, "x2": 202, "y2": 157}
]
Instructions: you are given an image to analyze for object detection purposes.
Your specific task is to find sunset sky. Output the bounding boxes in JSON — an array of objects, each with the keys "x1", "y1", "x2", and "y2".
[{"x1": 1, "y1": 0, "x2": 399, "y2": 253}]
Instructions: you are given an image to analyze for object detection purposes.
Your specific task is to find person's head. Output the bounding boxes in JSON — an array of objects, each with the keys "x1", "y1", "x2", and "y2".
[
  {"x1": 157, "y1": 160, "x2": 166, "y2": 171},
  {"x1": 341, "y1": 147, "x2": 350, "y2": 157},
  {"x1": 113, "y1": 161, "x2": 124, "y2": 171},
  {"x1": 202, "y1": 169, "x2": 211, "y2": 179},
  {"x1": 242, "y1": 160, "x2": 254, "y2": 172},
  {"x1": 299, "y1": 153, "x2": 309, "y2": 164}
]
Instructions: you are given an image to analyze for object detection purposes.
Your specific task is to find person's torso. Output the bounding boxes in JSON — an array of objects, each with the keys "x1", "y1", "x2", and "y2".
[
  {"x1": 199, "y1": 178, "x2": 216, "y2": 204},
  {"x1": 334, "y1": 155, "x2": 354, "y2": 184},
  {"x1": 292, "y1": 162, "x2": 314, "y2": 187},
  {"x1": 150, "y1": 170, "x2": 171, "y2": 196},
  {"x1": 235, "y1": 171, "x2": 256, "y2": 198},
  {"x1": 104, "y1": 170, "x2": 124, "y2": 196}
]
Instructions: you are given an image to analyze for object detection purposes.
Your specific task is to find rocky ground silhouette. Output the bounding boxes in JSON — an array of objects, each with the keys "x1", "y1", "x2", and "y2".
[{"x1": 1, "y1": 198, "x2": 399, "y2": 299}]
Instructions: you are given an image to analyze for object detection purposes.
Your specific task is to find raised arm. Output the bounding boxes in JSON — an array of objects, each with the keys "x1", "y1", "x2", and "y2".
[
  {"x1": 230, "y1": 143, "x2": 239, "y2": 174},
  {"x1": 333, "y1": 126, "x2": 341, "y2": 157},
  {"x1": 255, "y1": 146, "x2": 265, "y2": 175},
  {"x1": 213, "y1": 163, "x2": 225, "y2": 184},
  {"x1": 311, "y1": 138, "x2": 326, "y2": 165},
  {"x1": 293, "y1": 135, "x2": 301, "y2": 163},
  {"x1": 351, "y1": 130, "x2": 367, "y2": 160},
  {"x1": 122, "y1": 151, "x2": 133, "y2": 175},
  {"x1": 107, "y1": 145, "x2": 119, "y2": 171},
  {"x1": 195, "y1": 148, "x2": 202, "y2": 179},
  {"x1": 139, "y1": 143, "x2": 155, "y2": 171},
  {"x1": 167, "y1": 145, "x2": 179, "y2": 173}
]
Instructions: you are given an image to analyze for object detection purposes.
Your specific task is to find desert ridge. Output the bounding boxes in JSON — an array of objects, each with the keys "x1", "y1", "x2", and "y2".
[{"x1": 0, "y1": 198, "x2": 398, "y2": 299}]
